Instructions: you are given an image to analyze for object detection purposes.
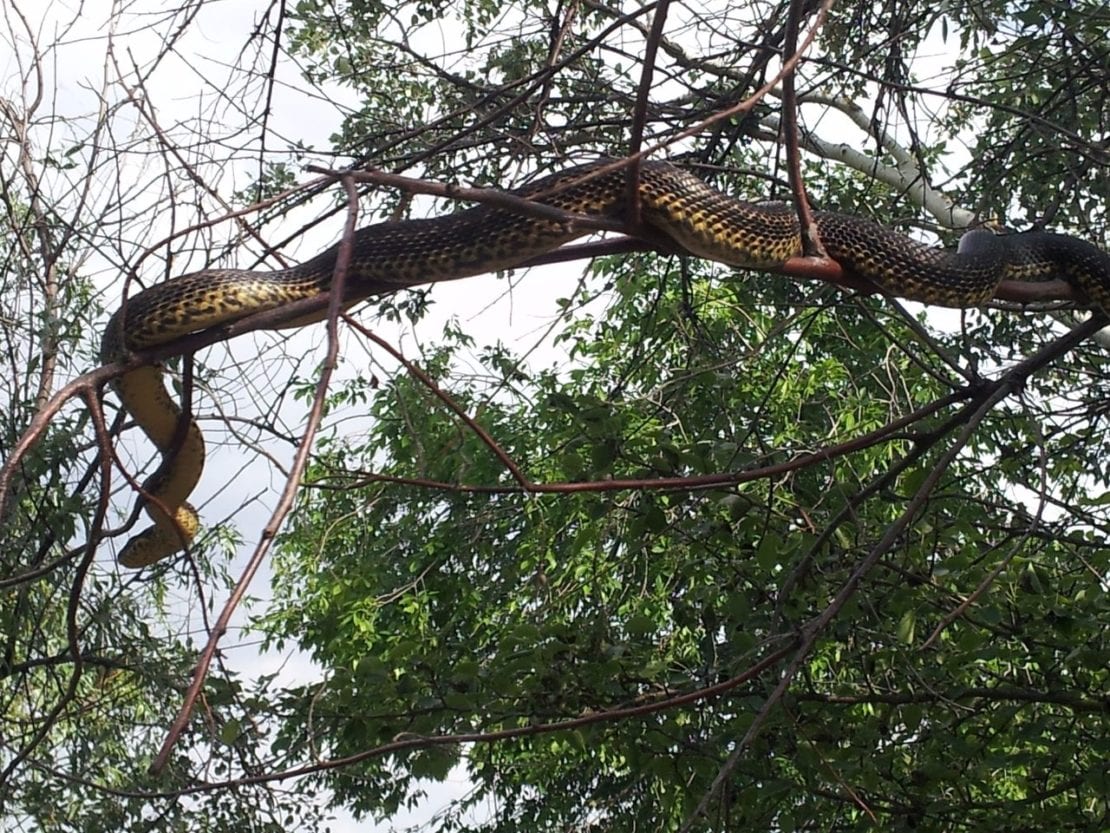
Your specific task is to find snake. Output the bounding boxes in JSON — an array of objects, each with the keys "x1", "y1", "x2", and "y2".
[{"x1": 100, "y1": 159, "x2": 1110, "y2": 568}]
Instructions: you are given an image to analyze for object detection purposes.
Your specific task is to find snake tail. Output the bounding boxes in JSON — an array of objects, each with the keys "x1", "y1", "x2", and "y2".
[{"x1": 107, "y1": 360, "x2": 204, "y2": 568}]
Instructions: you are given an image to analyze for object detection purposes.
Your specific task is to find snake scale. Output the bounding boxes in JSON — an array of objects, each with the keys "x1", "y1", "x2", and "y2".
[{"x1": 101, "y1": 159, "x2": 1110, "y2": 568}]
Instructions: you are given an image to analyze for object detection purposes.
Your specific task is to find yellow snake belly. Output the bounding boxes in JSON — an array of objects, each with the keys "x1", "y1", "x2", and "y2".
[{"x1": 100, "y1": 160, "x2": 1110, "y2": 568}]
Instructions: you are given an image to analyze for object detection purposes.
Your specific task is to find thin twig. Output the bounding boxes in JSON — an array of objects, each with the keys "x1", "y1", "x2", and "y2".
[
  {"x1": 779, "y1": 0, "x2": 829, "y2": 260},
  {"x1": 150, "y1": 173, "x2": 363, "y2": 775}
]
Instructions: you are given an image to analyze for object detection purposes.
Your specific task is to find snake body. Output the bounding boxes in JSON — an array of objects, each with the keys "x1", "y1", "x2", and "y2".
[{"x1": 101, "y1": 159, "x2": 1110, "y2": 567}]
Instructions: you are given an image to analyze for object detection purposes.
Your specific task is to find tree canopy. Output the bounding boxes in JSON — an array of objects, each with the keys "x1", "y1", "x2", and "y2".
[{"x1": 0, "y1": 1, "x2": 1107, "y2": 831}]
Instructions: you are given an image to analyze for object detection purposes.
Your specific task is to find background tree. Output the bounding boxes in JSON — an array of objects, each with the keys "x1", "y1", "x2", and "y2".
[{"x1": 1, "y1": 1, "x2": 1107, "y2": 831}]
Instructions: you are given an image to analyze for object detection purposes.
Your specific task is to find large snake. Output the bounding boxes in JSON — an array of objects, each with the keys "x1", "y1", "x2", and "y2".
[{"x1": 100, "y1": 159, "x2": 1110, "y2": 568}]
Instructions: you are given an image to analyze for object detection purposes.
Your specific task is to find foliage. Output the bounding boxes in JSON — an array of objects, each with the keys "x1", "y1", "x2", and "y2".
[{"x1": 267, "y1": 265, "x2": 1109, "y2": 830}]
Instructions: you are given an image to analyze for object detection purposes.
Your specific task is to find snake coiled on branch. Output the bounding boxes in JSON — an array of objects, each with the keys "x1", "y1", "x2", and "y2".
[{"x1": 100, "y1": 159, "x2": 1110, "y2": 568}]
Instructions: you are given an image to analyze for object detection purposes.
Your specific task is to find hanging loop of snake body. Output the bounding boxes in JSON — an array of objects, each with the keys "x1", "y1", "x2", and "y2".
[{"x1": 100, "y1": 159, "x2": 1110, "y2": 568}]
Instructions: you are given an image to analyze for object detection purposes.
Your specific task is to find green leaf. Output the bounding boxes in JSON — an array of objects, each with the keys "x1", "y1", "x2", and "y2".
[{"x1": 897, "y1": 609, "x2": 916, "y2": 644}]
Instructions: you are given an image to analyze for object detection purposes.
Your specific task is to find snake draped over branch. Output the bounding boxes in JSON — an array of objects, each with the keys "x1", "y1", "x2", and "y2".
[{"x1": 100, "y1": 159, "x2": 1110, "y2": 568}]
